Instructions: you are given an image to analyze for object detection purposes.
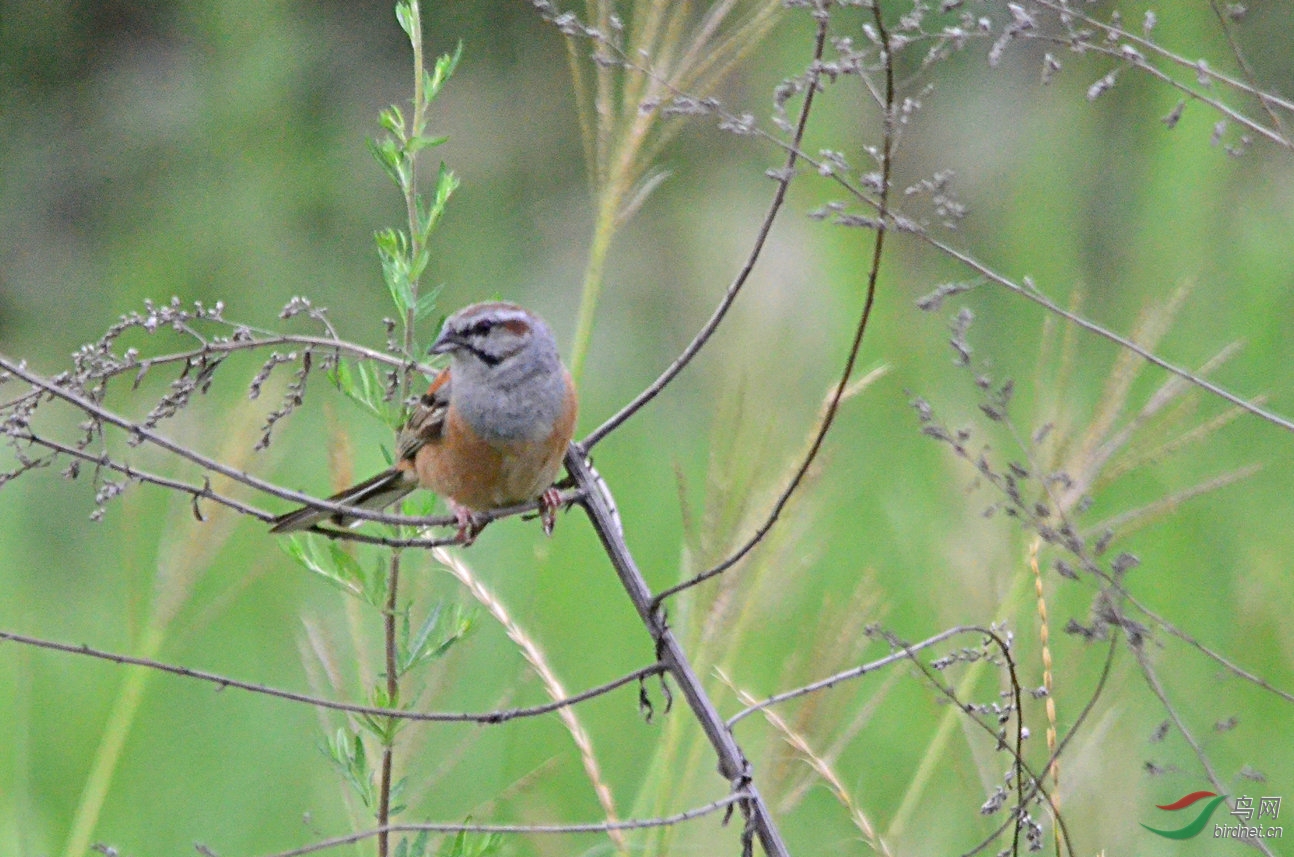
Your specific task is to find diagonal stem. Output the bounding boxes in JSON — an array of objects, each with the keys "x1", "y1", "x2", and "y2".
[{"x1": 564, "y1": 446, "x2": 790, "y2": 857}]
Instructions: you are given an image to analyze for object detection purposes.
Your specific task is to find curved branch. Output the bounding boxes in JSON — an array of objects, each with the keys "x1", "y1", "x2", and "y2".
[
  {"x1": 651, "y1": 3, "x2": 895, "y2": 607},
  {"x1": 1, "y1": 356, "x2": 588, "y2": 539},
  {"x1": 1, "y1": 355, "x2": 415, "y2": 526},
  {"x1": 0, "y1": 628, "x2": 663, "y2": 725},
  {"x1": 959, "y1": 632, "x2": 1120, "y2": 857},
  {"x1": 893, "y1": 626, "x2": 1072, "y2": 857},
  {"x1": 580, "y1": 11, "x2": 831, "y2": 451},
  {"x1": 118, "y1": 332, "x2": 427, "y2": 376},
  {"x1": 1031, "y1": 0, "x2": 1291, "y2": 146},
  {"x1": 259, "y1": 791, "x2": 750, "y2": 857}
]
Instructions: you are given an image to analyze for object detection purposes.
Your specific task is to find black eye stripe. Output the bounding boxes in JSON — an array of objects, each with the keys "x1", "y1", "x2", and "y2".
[{"x1": 464, "y1": 342, "x2": 501, "y2": 366}]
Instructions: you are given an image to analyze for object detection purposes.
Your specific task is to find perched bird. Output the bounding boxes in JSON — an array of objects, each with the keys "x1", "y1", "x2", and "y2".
[{"x1": 270, "y1": 302, "x2": 577, "y2": 542}]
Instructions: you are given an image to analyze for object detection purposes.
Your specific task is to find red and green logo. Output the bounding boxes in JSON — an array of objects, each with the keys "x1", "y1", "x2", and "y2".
[{"x1": 1142, "y1": 791, "x2": 1229, "y2": 839}]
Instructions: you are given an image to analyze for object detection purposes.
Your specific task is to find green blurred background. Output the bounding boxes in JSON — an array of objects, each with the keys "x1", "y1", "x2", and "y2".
[{"x1": 1, "y1": 2, "x2": 1291, "y2": 855}]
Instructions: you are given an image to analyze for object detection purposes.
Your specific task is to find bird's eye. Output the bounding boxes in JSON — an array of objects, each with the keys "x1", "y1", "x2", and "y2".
[{"x1": 466, "y1": 319, "x2": 494, "y2": 337}]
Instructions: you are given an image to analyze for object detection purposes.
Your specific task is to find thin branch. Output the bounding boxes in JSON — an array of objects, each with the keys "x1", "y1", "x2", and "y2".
[
  {"x1": 1133, "y1": 640, "x2": 1278, "y2": 857},
  {"x1": 103, "y1": 333, "x2": 423, "y2": 376},
  {"x1": 0, "y1": 628, "x2": 663, "y2": 724},
  {"x1": 580, "y1": 10, "x2": 831, "y2": 451},
  {"x1": 0, "y1": 356, "x2": 419, "y2": 527},
  {"x1": 1131, "y1": 599, "x2": 1294, "y2": 704},
  {"x1": 1030, "y1": 0, "x2": 1292, "y2": 146},
  {"x1": 727, "y1": 625, "x2": 971, "y2": 728},
  {"x1": 651, "y1": 2, "x2": 894, "y2": 607},
  {"x1": 715, "y1": 72, "x2": 1294, "y2": 442},
  {"x1": 914, "y1": 237, "x2": 1294, "y2": 435},
  {"x1": 959, "y1": 632, "x2": 1120, "y2": 857},
  {"x1": 893, "y1": 627, "x2": 1072, "y2": 857},
  {"x1": 1207, "y1": 0, "x2": 1289, "y2": 138},
  {"x1": 14, "y1": 433, "x2": 269, "y2": 520},
  {"x1": 376, "y1": 550, "x2": 402, "y2": 857},
  {"x1": 2, "y1": 355, "x2": 587, "y2": 539},
  {"x1": 257, "y1": 791, "x2": 751, "y2": 857},
  {"x1": 565, "y1": 444, "x2": 790, "y2": 857}
]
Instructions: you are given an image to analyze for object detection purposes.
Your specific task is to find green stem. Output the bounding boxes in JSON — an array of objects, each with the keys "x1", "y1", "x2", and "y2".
[
  {"x1": 568, "y1": 196, "x2": 616, "y2": 382},
  {"x1": 402, "y1": 0, "x2": 424, "y2": 368},
  {"x1": 62, "y1": 625, "x2": 164, "y2": 857},
  {"x1": 377, "y1": 552, "x2": 402, "y2": 857}
]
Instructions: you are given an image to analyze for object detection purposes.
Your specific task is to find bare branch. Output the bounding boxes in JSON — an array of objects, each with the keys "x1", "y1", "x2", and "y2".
[
  {"x1": 914, "y1": 238, "x2": 1294, "y2": 435},
  {"x1": 1, "y1": 355, "x2": 587, "y2": 539},
  {"x1": 1133, "y1": 641, "x2": 1278, "y2": 857},
  {"x1": 0, "y1": 628, "x2": 664, "y2": 725},
  {"x1": 651, "y1": 2, "x2": 895, "y2": 606},
  {"x1": 565, "y1": 444, "x2": 790, "y2": 857},
  {"x1": 727, "y1": 626, "x2": 972, "y2": 728},
  {"x1": 581, "y1": 11, "x2": 831, "y2": 451},
  {"x1": 257, "y1": 791, "x2": 751, "y2": 857}
]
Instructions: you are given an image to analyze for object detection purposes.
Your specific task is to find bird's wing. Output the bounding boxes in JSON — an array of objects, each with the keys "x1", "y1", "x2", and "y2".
[{"x1": 397, "y1": 367, "x2": 450, "y2": 461}]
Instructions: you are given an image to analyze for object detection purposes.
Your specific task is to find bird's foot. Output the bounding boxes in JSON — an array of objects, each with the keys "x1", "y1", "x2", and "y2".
[{"x1": 538, "y1": 487, "x2": 563, "y2": 536}]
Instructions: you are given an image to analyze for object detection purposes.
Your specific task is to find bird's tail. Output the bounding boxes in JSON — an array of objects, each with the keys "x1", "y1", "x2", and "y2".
[{"x1": 270, "y1": 467, "x2": 417, "y2": 533}]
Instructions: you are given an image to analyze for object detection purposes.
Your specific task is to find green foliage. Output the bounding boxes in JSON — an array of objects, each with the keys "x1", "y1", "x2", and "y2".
[
  {"x1": 399, "y1": 602, "x2": 474, "y2": 678},
  {"x1": 437, "y1": 828, "x2": 502, "y2": 857},
  {"x1": 281, "y1": 537, "x2": 389, "y2": 607},
  {"x1": 393, "y1": 830, "x2": 430, "y2": 857},
  {"x1": 368, "y1": 13, "x2": 462, "y2": 347},
  {"x1": 331, "y1": 359, "x2": 404, "y2": 430},
  {"x1": 324, "y1": 728, "x2": 377, "y2": 810}
]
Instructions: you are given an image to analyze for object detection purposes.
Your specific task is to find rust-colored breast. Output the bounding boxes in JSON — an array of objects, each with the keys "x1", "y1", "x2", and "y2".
[{"x1": 413, "y1": 368, "x2": 577, "y2": 512}]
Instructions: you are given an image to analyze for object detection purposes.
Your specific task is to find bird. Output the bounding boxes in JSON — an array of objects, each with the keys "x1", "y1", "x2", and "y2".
[{"x1": 270, "y1": 301, "x2": 578, "y2": 542}]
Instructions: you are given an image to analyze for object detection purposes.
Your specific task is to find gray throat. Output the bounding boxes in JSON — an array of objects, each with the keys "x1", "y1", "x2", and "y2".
[{"x1": 453, "y1": 351, "x2": 565, "y2": 442}]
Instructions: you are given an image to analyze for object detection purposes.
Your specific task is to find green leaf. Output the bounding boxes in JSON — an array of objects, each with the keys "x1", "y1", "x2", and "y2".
[
  {"x1": 362, "y1": 554, "x2": 390, "y2": 607},
  {"x1": 360, "y1": 680, "x2": 405, "y2": 742},
  {"x1": 389, "y1": 774, "x2": 407, "y2": 815},
  {"x1": 399, "y1": 603, "x2": 443, "y2": 675},
  {"x1": 414, "y1": 164, "x2": 458, "y2": 243},
  {"x1": 439, "y1": 830, "x2": 468, "y2": 857},
  {"x1": 409, "y1": 248, "x2": 431, "y2": 283},
  {"x1": 434, "y1": 163, "x2": 460, "y2": 212},
  {"x1": 373, "y1": 226, "x2": 404, "y2": 258},
  {"x1": 395, "y1": 0, "x2": 416, "y2": 41},
  {"x1": 375, "y1": 227, "x2": 414, "y2": 317},
  {"x1": 405, "y1": 133, "x2": 448, "y2": 156},
  {"x1": 367, "y1": 136, "x2": 405, "y2": 186},
  {"x1": 330, "y1": 359, "x2": 400, "y2": 428},
  {"x1": 427, "y1": 42, "x2": 462, "y2": 100},
  {"x1": 328, "y1": 542, "x2": 368, "y2": 589},
  {"x1": 379, "y1": 104, "x2": 406, "y2": 137},
  {"x1": 281, "y1": 538, "x2": 363, "y2": 601},
  {"x1": 282, "y1": 536, "x2": 391, "y2": 606},
  {"x1": 403, "y1": 488, "x2": 439, "y2": 518},
  {"x1": 322, "y1": 729, "x2": 375, "y2": 808},
  {"x1": 414, "y1": 287, "x2": 442, "y2": 323},
  {"x1": 437, "y1": 826, "x2": 502, "y2": 857}
]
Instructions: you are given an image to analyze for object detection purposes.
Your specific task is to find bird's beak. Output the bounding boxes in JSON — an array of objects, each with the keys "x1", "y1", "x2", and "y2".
[{"x1": 428, "y1": 330, "x2": 458, "y2": 355}]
